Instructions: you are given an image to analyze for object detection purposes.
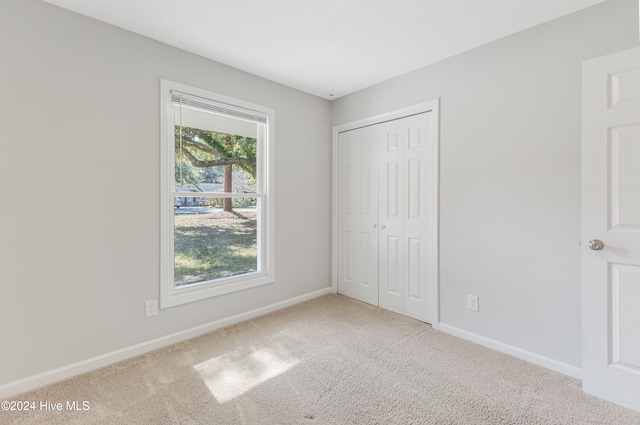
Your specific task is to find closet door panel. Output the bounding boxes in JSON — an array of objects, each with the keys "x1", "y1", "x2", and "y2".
[
  {"x1": 403, "y1": 114, "x2": 434, "y2": 323},
  {"x1": 338, "y1": 126, "x2": 379, "y2": 306},
  {"x1": 379, "y1": 122, "x2": 404, "y2": 314},
  {"x1": 338, "y1": 131, "x2": 359, "y2": 299},
  {"x1": 356, "y1": 126, "x2": 379, "y2": 304}
]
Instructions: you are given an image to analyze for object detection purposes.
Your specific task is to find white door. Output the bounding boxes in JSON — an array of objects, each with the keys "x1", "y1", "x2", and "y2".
[
  {"x1": 337, "y1": 110, "x2": 437, "y2": 324},
  {"x1": 582, "y1": 46, "x2": 640, "y2": 411},
  {"x1": 400, "y1": 114, "x2": 435, "y2": 323},
  {"x1": 378, "y1": 119, "x2": 405, "y2": 314},
  {"x1": 378, "y1": 114, "x2": 435, "y2": 323},
  {"x1": 337, "y1": 125, "x2": 379, "y2": 306}
]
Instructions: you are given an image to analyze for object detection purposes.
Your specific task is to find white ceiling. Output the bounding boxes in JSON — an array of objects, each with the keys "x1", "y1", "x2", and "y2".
[{"x1": 42, "y1": 0, "x2": 606, "y2": 99}]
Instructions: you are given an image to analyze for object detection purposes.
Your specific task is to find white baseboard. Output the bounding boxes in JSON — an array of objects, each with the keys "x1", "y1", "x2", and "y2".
[
  {"x1": 434, "y1": 322, "x2": 582, "y2": 380},
  {"x1": 0, "y1": 287, "x2": 333, "y2": 399}
]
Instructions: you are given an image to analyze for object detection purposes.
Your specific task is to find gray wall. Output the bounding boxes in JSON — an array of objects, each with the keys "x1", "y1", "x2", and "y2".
[
  {"x1": 0, "y1": 0, "x2": 331, "y2": 385},
  {"x1": 332, "y1": 0, "x2": 639, "y2": 367}
]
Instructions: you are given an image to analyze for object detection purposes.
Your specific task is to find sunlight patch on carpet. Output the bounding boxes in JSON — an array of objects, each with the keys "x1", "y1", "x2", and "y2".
[{"x1": 194, "y1": 343, "x2": 300, "y2": 403}]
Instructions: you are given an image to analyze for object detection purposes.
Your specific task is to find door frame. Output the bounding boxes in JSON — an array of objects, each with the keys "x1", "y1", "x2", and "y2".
[{"x1": 331, "y1": 99, "x2": 440, "y2": 323}]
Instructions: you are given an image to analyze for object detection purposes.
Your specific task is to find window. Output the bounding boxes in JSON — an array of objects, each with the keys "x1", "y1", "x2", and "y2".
[{"x1": 160, "y1": 80, "x2": 275, "y2": 308}]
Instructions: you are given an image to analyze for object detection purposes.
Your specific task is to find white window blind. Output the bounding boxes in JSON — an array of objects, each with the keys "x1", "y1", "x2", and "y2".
[{"x1": 171, "y1": 92, "x2": 268, "y2": 124}]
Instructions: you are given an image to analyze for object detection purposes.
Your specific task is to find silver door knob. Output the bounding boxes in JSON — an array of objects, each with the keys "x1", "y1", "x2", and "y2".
[
  {"x1": 381, "y1": 225, "x2": 386, "y2": 229},
  {"x1": 373, "y1": 224, "x2": 377, "y2": 228},
  {"x1": 588, "y1": 240, "x2": 604, "y2": 251}
]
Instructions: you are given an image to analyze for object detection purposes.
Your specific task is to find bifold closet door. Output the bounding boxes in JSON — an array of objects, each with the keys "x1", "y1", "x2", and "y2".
[
  {"x1": 398, "y1": 113, "x2": 434, "y2": 323},
  {"x1": 378, "y1": 119, "x2": 404, "y2": 314},
  {"x1": 378, "y1": 114, "x2": 433, "y2": 322},
  {"x1": 337, "y1": 125, "x2": 379, "y2": 306},
  {"x1": 337, "y1": 112, "x2": 435, "y2": 323}
]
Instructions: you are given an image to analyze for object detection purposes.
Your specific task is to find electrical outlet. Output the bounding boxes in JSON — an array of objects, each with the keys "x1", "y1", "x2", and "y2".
[
  {"x1": 145, "y1": 300, "x2": 158, "y2": 317},
  {"x1": 467, "y1": 294, "x2": 479, "y2": 312}
]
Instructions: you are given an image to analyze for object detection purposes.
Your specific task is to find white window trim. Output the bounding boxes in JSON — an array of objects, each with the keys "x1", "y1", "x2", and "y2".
[{"x1": 160, "y1": 79, "x2": 275, "y2": 309}]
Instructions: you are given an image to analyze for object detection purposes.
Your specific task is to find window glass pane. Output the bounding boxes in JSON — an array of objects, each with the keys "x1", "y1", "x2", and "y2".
[
  {"x1": 174, "y1": 160, "x2": 257, "y2": 194},
  {"x1": 174, "y1": 106, "x2": 258, "y2": 194},
  {"x1": 174, "y1": 197, "x2": 258, "y2": 286}
]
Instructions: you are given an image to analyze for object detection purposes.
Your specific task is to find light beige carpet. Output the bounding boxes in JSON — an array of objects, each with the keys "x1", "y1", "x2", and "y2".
[{"x1": 3, "y1": 294, "x2": 640, "y2": 424}]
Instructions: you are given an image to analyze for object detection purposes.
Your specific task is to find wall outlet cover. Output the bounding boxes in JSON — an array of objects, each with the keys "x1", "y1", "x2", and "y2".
[
  {"x1": 467, "y1": 294, "x2": 479, "y2": 312},
  {"x1": 145, "y1": 300, "x2": 158, "y2": 317}
]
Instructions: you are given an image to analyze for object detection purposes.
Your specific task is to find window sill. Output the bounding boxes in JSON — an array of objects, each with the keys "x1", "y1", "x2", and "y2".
[{"x1": 160, "y1": 272, "x2": 275, "y2": 309}]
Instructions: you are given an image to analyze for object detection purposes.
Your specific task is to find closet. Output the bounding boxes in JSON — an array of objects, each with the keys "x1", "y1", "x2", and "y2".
[{"x1": 336, "y1": 110, "x2": 437, "y2": 323}]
